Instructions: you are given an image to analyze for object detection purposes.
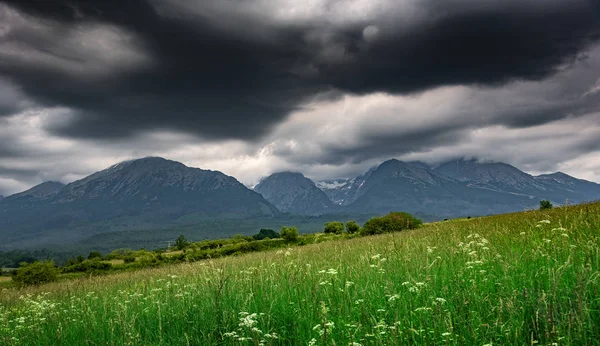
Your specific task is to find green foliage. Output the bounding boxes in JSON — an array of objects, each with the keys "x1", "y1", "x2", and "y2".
[
  {"x1": 345, "y1": 221, "x2": 360, "y2": 234},
  {"x1": 123, "y1": 255, "x2": 136, "y2": 264},
  {"x1": 137, "y1": 251, "x2": 160, "y2": 267},
  {"x1": 104, "y1": 248, "x2": 134, "y2": 260},
  {"x1": 88, "y1": 251, "x2": 103, "y2": 260},
  {"x1": 0, "y1": 250, "x2": 37, "y2": 268},
  {"x1": 175, "y1": 235, "x2": 190, "y2": 250},
  {"x1": 324, "y1": 221, "x2": 344, "y2": 234},
  {"x1": 62, "y1": 259, "x2": 112, "y2": 274},
  {"x1": 12, "y1": 260, "x2": 59, "y2": 286},
  {"x1": 540, "y1": 200, "x2": 553, "y2": 210},
  {"x1": 361, "y1": 212, "x2": 422, "y2": 235},
  {"x1": 65, "y1": 257, "x2": 78, "y2": 266},
  {"x1": 252, "y1": 228, "x2": 280, "y2": 240},
  {"x1": 231, "y1": 234, "x2": 253, "y2": 243},
  {"x1": 183, "y1": 238, "x2": 286, "y2": 262},
  {"x1": 280, "y1": 226, "x2": 299, "y2": 242}
]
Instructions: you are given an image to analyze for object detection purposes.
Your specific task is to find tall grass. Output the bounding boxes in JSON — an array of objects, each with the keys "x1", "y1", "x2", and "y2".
[{"x1": 1, "y1": 203, "x2": 599, "y2": 345}]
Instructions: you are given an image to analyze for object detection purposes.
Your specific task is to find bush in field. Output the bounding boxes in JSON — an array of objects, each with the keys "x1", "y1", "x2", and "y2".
[
  {"x1": 123, "y1": 255, "x2": 136, "y2": 263},
  {"x1": 104, "y1": 248, "x2": 133, "y2": 260},
  {"x1": 12, "y1": 260, "x2": 59, "y2": 286},
  {"x1": 253, "y1": 229, "x2": 280, "y2": 240},
  {"x1": 62, "y1": 259, "x2": 112, "y2": 274},
  {"x1": 540, "y1": 200, "x2": 553, "y2": 210},
  {"x1": 345, "y1": 221, "x2": 360, "y2": 234},
  {"x1": 361, "y1": 212, "x2": 422, "y2": 236},
  {"x1": 324, "y1": 221, "x2": 344, "y2": 234},
  {"x1": 137, "y1": 251, "x2": 160, "y2": 267},
  {"x1": 231, "y1": 234, "x2": 254, "y2": 243},
  {"x1": 88, "y1": 251, "x2": 103, "y2": 260},
  {"x1": 65, "y1": 257, "x2": 78, "y2": 266},
  {"x1": 280, "y1": 226, "x2": 299, "y2": 242}
]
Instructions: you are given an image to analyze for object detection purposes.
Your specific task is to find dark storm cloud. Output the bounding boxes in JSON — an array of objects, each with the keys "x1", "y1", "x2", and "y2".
[
  {"x1": 322, "y1": 2, "x2": 600, "y2": 94},
  {"x1": 1, "y1": 0, "x2": 599, "y2": 141},
  {"x1": 314, "y1": 126, "x2": 469, "y2": 166}
]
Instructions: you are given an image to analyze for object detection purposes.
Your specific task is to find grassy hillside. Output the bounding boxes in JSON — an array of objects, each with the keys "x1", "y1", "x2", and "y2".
[{"x1": 1, "y1": 203, "x2": 599, "y2": 345}]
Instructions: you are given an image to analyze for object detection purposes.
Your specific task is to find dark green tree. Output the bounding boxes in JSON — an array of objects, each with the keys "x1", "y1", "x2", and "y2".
[
  {"x1": 280, "y1": 226, "x2": 299, "y2": 242},
  {"x1": 324, "y1": 221, "x2": 344, "y2": 234},
  {"x1": 65, "y1": 257, "x2": 78, "y2": 266},
  {"x1": 175, "y1": 235, "x2": 190, "y2": 250},
  {"x1": 345, "y1": 221, "x2": 360, "y2": 234},
  {"x1": 12, "y1": 260, "x2": 59, "y2": 286},
  {"x1": 539, "y1": 200, "x2": 553, "y2": 210},
  {"x1": 253, "y1": 229, "x2": 280, "y2": 240}
]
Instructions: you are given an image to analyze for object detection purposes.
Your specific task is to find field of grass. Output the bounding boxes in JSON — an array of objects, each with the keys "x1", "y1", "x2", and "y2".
[{"x1": 1, "y1": 203, "x2": 599, "y2": 345}]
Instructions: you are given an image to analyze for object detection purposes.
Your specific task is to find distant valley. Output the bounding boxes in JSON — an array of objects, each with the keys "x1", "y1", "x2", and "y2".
[{"x1": 1, "y1": 156, "x2": 599, "y2": 253}]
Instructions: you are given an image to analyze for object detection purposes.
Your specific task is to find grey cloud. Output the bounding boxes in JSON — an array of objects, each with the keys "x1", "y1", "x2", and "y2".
[
  {"x1": 0, "y1": 0, "x2": 598, "y2": 141},
  {"x1": 1, "y1": 0, "x2": 600, "y2": 195},
  {"x1": 255, "y1": 44, "x2": 600, "y2": 178}
]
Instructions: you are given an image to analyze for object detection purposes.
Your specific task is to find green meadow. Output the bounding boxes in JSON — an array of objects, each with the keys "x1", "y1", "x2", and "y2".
[{"x1": 1, "y1": 203, "x2": 599, "y2": 345}]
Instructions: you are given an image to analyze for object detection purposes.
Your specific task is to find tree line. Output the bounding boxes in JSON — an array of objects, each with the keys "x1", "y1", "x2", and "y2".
[{"x1": 7, "y1": 212, "x2": 423, "y2": 286}]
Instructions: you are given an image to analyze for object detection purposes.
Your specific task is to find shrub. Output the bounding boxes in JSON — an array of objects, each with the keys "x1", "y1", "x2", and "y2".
[
  {"x1": 12, "y1": 260, "x2": 59, "y2": 286},
  {"x1": 345, "y1": 221, "x2": 360, "y2": 234},
  {"x1": 88, "y1": 251, "x2": 103, "y2": 260},
  {"x1": 231, "y1": 234, "x2": 253, "y2": 243},
  {"x1": 104, "y1": 248, "x2": 133, "y2": 260},
  {"x1": 175, "y1": 235, "x2": 190, "y2": 250},
  {"x1": 253, "y1": 229, "x2": 280, "y2": 240},
  {"x1": 62, "y1": 259, "x2": 112, "y2": 273},
  {"x1": 123, "y1": 255, "x2": 136, "y2": 263},
  {"x1": 361, "y1": 212, "x2": 422, "y2": 236},
  {"x1": 65, "y1": 257, "x2": 78, "y2": 266},
  {"x1": 280, "y1": 226, "x2": 299, "y2": 242},
  {"x1": 540, "y1": 200, "x2": 553, "y2": 210},
  {"x1": 324, "y1": 221, "x2": 344, "y2": 234},
  {"x1": 135, "y1": 251, "x2": 160, "y2": 267}
]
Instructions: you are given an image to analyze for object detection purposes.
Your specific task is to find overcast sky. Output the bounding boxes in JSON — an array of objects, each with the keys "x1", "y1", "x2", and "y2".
[{"x1": 1, "y1": 0, "x2": 600, "y2": 195}]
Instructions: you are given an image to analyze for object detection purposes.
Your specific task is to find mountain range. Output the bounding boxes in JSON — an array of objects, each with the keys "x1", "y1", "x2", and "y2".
[
  {"x1": 259, "y1": 158, "x2": 600, "y2": 216},
  {"x1": 1, "y1": 156, "x2": 599, "y2": 251}
]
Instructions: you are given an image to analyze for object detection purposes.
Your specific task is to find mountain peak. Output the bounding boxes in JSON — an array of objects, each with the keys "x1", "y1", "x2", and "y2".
[
  {"x1": 537, "y1": 171, "x2": 573, "y2": 179},
  {"x1": 6, "y1": 181, "x2": 65, "y2": 200},
  {"x1": 105, "y1": 157, "x2": 186, "y2": 173},
  {"x1": 267, "y1": 171, "x2": 307, "y2": 179},
  {"x1": 434, "y1": 158, "x2": 545, "y2": 193},
  {"x1": 380, "y1": 158, "x2": 403, "y2": 166},
  {"x1": 255, "y1": 172, "x2": 334, "y2": 214},
  {"x1": 0, "y1": 158, "x2": 279, "y2": 249}
]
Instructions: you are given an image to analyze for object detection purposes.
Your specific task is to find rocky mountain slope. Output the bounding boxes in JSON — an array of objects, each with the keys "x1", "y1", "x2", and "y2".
[
  {"x1": 254, "y1": 172, "x2": 335, "y2": 215},
  {"x1": 314, "y1": 158, "x2": 600, "y2": 217},
  {"x1": 2, "y1": 156, "x2": 599, "y2": 251},
  {"x1": 316, "y1": 167, "x2": 375, "y2": 206},
  {"x1": 2, "y1": 181, "x2": 65, "y2": 203},
  {"x1": 0, "y1": 157, "x2": 279, "y2": 249}
]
